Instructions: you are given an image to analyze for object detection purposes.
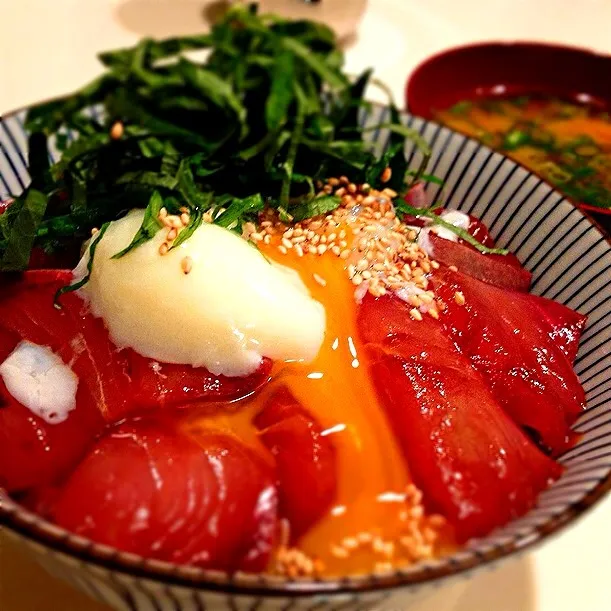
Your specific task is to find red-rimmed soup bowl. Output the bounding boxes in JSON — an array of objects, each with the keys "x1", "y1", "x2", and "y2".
[{"x1": 1, "y1": 105, "x2": 611, "y2": 610}]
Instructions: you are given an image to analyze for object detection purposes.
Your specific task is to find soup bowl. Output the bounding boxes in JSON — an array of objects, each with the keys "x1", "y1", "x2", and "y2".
[
  {"x1": 405, "y1": 42, "x2": 611, "y2": 226},
  {"x1": 1, "y1": 105, "x2": 610, "y2": 610}
]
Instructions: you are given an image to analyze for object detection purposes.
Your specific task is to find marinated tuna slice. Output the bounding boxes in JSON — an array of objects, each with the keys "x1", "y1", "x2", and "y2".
[
  {"x1": 0, "y1": 379, "x2": 104, "y2": 492},
  {"x1": 0, "y1": 272, "x2": 112, "y2": 491},
  {"x1": 427, "y1": 231, "x2": 532, "y2": 292},
  {"x1": 431, "y1": 268, "x2": 586, "y2": 454},
  {"x1": 529, "y1": 296, "x2": 587, "y2": 362},
  {"x1": 359, "y1": 294, "x2": 562, "y2": 542},
  {"x1": 52, "y1": 418, "x2": 278, "y2": 572},
  {"x1": 126, "y1": 349, "x2": 272, "y2": 411},
  {"x1": 466, "y1": 216, "x2": 497, "y2": 248},
  {"x1": 0, "y1": 271, "x2": 132, "y2": 421},
  {"x1": 0, "y1": 325, "x2": 18, "y2": 362},
  {"x1": 255, "y1": 387, "x2": 337, "y2": 542}
]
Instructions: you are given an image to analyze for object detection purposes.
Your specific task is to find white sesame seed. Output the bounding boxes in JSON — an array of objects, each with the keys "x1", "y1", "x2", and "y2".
[
  {"x1": 181, "y1": 256, "x2": 193, "y2": 275},
  {"x1": 342, "y1": 537, "x2": 359, "y2": 550},
  {"x1": 313, "y1": 273, "x2": 327, "y2": 287},
  {"x1": 383, "y1": 188, "x2": 398, "y2": 199},
  {"x1": 110, "y1": 121, "x2": 124, "y2": 140},
  {"x1": 409, "y1": 308, "x2": 423, "y2": 321},
  {"x1": 330, "y1": 545, "x2": 349, "y2": 559}
]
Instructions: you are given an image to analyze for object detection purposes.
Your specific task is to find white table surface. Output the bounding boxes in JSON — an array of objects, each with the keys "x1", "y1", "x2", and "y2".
[{"x1": 1, "y1": 1, "x2": 610, "y2": 610}]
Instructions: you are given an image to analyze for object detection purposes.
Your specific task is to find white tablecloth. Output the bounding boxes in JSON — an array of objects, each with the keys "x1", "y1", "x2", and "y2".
[{"x1": 1, "y1": 1, "x2": 610, "y2": 609}]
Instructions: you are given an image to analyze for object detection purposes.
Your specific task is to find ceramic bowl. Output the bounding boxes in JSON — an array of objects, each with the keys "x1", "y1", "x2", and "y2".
[{"x1": 1, "y1": 105, "x2": 610, "y2": 610}]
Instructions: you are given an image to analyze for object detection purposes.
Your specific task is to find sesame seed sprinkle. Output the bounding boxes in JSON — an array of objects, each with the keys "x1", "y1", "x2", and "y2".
[{"x1": 250, "y1": 176, "x2": 445, "y2": 319}]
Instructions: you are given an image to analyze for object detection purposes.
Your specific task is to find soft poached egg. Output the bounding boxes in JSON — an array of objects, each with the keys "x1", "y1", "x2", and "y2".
[{"x1": 77, "y1": 210, "x2": 326, "y2": 377}]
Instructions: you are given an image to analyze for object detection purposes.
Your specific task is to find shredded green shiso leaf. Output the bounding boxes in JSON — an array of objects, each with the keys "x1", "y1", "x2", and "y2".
[{"x1": 0, "y1": 3, "x2": 500, "y2": 273}]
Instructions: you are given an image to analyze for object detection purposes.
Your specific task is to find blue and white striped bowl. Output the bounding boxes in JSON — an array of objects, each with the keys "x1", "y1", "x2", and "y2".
[{"x1": 1, "y1": 105, "x2": 610, "y2": 611}]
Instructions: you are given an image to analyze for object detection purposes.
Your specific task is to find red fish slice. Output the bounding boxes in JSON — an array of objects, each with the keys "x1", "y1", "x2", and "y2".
[
  {"x1": 52, "y1": 417, "x2": 278, "y2": 572},
  {"x1": 427, "y1": 231, "x2": 532, "y2": 292},
  {"x1": 0, "y1": 272, "x2": 113, "y2": 491},
  {"x1": 359, "y1": 294, "x2": 562, "y2": 542},
  {"x1": 431, "y1": 268, "x2": 586, "y2": 454},
  {"x1": 255, "y1": 387, "x2": 337, "y2": 542},
  {"x1": 0, "y1": 271, "x2": 132, "y2": 421},
  {"x1": 0, "y1": 378, "x2": 104, "y2": 492},
  {"x1": 529, "y1": 295, "x2": 587, "y2": 362},
  {"x1": 399, "y1": 209, "x2": 531, "y2": 291},
  {"x1": 126, "y1": 349, "x2": 272, "y2": 411}
]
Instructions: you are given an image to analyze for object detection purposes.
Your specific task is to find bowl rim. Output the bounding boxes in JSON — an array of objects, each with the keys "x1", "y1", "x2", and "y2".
[
  {"x1": 1, "y1": 105, "x2": 611, "y2": 598},
  {"x1": 406, "y1": 39, "x2": 611, "y2": 117},
  {"x1": 3, "y1": 475, "x2": 611, "y2": 596}
]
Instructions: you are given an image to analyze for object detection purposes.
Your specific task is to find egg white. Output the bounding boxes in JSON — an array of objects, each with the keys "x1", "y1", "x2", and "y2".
[{"x1": 77, "y1": 210, "x2": 326, "y2": 376}]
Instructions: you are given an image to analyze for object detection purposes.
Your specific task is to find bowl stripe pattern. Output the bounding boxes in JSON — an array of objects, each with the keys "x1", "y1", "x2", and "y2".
[{"x1": 0, "y1": 105, "x2": 610, "y2": 610}]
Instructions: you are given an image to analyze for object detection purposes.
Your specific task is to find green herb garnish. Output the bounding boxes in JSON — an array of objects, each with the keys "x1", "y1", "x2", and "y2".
[
  {"x1": 2, "y1": 3, "x2": 434, "y2": 273},
  {"x1": 503, "y1": 129, "x2": 530, "y2": 150},
  {"x1": 395, "y1": 201, "x2": 509, "y2": 255},
  {"x1": 55, "y1": 221, "x2": 111, "y2": 303},
  {"x1": 449, "y1": 100, "x2": 473, "y2": 116}
]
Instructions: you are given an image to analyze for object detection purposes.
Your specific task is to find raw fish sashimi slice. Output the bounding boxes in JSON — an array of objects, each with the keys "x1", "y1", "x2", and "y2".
[
  {"x1": 401, "y1": 210, "x2": 531, "y2": 291},
  {"x1": 0, "y1": 270, "x2": 132, "y2": 420},
  {"x1": 529, "y1": 295, "x2": 587, "y2": 363},
  {"x1": 431, "y1": 268, "x2": 586, "y2": 455},
  {"x1": 51, "y1": 417, "x2": 278, "y2": 572},
  {"x1": 359, "y1": 295, "x2": 562, "y2": 542},
  {"x1": 0, "y1": 273, "x2": 114, "y2": 491},
  {"x1": 427, "y1": 231, "x2": 532, "y2": 292},
  {"x1": 255, "y1": 387, "x2": 337, "y2": 542},
  {"x1": 126, "y1": 349, "x2": 272, "y2": 411},
  {"x1": 0, "y1": 378, "x2": 104, "y2": 492}
]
